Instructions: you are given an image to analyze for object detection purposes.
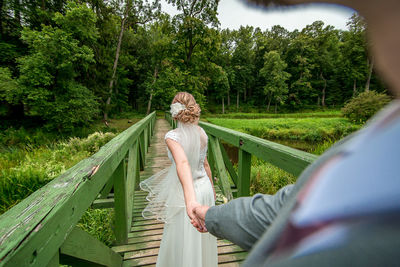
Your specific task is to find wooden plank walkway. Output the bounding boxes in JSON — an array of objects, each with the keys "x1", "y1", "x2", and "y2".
[{"x1": 112, "y1": 119, "x2": 247, "y2": 266}]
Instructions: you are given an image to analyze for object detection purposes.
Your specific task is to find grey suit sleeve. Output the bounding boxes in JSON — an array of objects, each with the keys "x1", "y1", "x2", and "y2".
[{"x1": 205, "y1": 184, "x2": 294, "y2": 251}]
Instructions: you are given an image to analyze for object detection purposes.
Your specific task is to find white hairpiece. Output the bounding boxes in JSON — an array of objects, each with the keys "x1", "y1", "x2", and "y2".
[{"x1": 170, "y1": 102, "x2": 186, "y2": 118}]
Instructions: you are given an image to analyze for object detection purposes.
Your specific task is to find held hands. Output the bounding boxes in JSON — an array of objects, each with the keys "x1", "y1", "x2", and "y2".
[
  {"x1": 186, "y1": 201, "x2": 205, "y2": 231},
  {"x1": 190, "y1": 205, "x2": 210, "y2": 233}
]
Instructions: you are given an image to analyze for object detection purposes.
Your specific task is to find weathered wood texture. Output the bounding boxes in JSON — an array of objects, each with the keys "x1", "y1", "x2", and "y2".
[
  {"x1": 0, "y1": 112, "x2": 156, "y2": 267},
  {"x1": 59, "y1": 227, "x2": 122, "y2": 267},
  {"x1": 209, "y1": 135, "x2": 233, "y2": 201},
  {"x1": 113, "y1": 118, "x2": 247, "y2": 266},
  {"x1": 238, "y1": 149, "x2": 251, "y2": 197},
  {"x1": 114, "y1": 160, "x2": 129, "y2": 244}
]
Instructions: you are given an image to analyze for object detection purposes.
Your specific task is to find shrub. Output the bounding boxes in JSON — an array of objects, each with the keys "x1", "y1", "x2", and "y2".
[
  {"x1": 0, "y1": 131, "x2": 116, "y2": 214},
  {"x1": 250, "y1": 158, "x2": 296, "y2": 195},
  {"x1": 63, "y1": 132, "x2": 116, "y2": 154},
  {"x1": 342, "y1": 91, "x2": 391, "y2": 124},
  {"x1": 77, "y1": 208, "x2": 115, "y2": 246}
]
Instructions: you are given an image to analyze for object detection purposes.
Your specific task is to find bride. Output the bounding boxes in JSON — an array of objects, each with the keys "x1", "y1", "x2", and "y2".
[{"x1": 140, "y1": 92, "x2": 218, "y2": 267}]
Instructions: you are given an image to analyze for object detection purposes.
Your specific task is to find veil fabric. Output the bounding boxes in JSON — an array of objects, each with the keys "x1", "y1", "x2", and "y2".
[{"x1": 140, "y1": 121, "x2": 202, "y2": 223}]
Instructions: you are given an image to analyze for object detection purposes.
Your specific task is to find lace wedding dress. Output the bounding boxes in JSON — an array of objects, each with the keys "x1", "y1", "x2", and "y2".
[{"x1": 140, "y1": 122, "x2": 218, "y2": 267}]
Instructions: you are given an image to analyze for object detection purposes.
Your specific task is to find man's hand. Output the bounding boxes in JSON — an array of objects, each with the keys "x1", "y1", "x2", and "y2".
[{"x1": 191, "y1": 205, "x2": 210, "y2": 233}]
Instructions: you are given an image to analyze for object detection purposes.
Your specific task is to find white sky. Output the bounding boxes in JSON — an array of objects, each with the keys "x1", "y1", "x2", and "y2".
[{"x1": 161, "y1": 0, "x2": 355, "y2": 31}]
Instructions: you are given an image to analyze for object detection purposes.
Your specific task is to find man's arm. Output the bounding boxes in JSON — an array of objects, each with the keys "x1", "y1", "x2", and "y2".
[{"x1": 204, "y1": 184, "x2": 294, "y2": 250}]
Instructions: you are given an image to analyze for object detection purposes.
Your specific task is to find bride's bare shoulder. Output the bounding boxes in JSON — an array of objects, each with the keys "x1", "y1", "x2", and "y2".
[
  {"x1": 197, "y1": 125, "x2": 207, "y2": 136},
  {"x1": 165, "y1": 129, "x2": 180, "y2": 142}
]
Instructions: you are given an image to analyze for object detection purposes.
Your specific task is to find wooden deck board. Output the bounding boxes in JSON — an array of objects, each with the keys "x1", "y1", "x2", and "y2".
[{"x1": 112, "y1": 119, "x2": 247, "y2": 266}]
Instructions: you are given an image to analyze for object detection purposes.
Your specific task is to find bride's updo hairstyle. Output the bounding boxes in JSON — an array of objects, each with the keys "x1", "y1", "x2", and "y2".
[{"x1": 172, "y1": 92, "x2": 201, "y2": 123}]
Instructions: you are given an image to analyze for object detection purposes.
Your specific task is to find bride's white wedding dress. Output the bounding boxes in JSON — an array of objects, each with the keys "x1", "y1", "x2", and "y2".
[{"x1": 140, "y1": 122, "x2": 218, "y2": 267}]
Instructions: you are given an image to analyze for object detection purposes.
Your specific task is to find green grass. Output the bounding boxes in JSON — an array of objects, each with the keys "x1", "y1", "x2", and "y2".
[
  {"x1": 0, "y1": 132, "x2": 116, "y2": 214},
  {"x1": 77, "y1": 208, "x2": 115, "y2": 246},
  {"x1": 0, "y1": 115, "x2": 145, "y2": 245},
  {"x1": 250, "y1": 157, "x2": 296, "y2": 195},
  {"x1": 211, "y1": 114, "x2": 359, "y2": 195},
  {"x1": 206, "y1": 117, "x2": 360, "y2": 144},
  {"x1": 0, "y1": 114, "x2": 144, "y2": 150},
  {"x1": 0, "y1": 131, "x2": 118, "y2": 245}
]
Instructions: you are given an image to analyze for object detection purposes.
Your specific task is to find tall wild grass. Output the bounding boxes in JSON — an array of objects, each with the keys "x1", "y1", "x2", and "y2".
[{"x1": 0, "y1": 132, "x2": 117, "y2": 244}]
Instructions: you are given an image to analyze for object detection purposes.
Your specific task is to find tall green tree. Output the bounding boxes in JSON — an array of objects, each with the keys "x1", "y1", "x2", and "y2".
[
  {"x1": 17, "y1": 2, "x2": 99, "y2": 131},
  {"x1": 260, "y1": 51, "x2": 290, "y2": 112},
  {"x1": 104, "y1": 0, "x2": 161, "y2": 121},
  {"x1": 143, "y1": 15, "x2": 175, "y2": 114},
  {"x1": 168, "y1": 0, "x2": 219, "y2": 67},
  {"x1": 285, "y1": 31, "x2": 316, "y2": 109},
  {"x1": 231, "y1": 26, "x2": 255, "y2": 110},
  {"x1": 0, "y1": 67, "x2": 21, "y2": 116},
  {"x1": 341, "y1": 13, "x2": 368, "y2": 97},
  {"x1": 303, "y1": 21, "x2": 340, "y2": 107}
]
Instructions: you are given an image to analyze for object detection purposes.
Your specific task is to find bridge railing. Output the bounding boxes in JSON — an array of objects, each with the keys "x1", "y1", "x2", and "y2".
[
  {"x1": 0, "y1": 112, "x2": 156, "y2": 267},
  {"x1": 165, "y1": 112, "x2": 317, "y2": 200}
]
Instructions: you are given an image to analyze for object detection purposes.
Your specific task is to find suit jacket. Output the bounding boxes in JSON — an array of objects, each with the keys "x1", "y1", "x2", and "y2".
[{"x1": 205, "y1": 101, "x2": 400, "y2": 266}]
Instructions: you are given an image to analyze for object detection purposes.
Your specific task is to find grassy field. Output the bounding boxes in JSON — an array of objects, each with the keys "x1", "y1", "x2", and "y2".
[
  {"x1": 206, "y1": 117, "x2": 359, "y2": 143},
  {"x1": 207, "y1": 111, "x2": 361, "y2": 195},
  {"x1": 0, "y1": 115, "x2": 143, "y2": 245}
]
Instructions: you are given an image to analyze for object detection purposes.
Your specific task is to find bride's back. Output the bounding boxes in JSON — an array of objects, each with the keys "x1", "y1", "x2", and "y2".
[{"x1": 165, "y1": 123, "x2": 208, "y2": 179}]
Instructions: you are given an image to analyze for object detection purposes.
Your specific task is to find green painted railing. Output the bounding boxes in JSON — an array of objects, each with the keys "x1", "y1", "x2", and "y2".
[
  {"x1": 0, "y1": 112, "x2": 156, "y2": 267},
  {"x1": 165, "y1": 112, "x2": 317, "y2": 200}
]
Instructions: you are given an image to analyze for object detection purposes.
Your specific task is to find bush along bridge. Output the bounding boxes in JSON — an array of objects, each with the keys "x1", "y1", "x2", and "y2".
[{"x1": 0, "y1": 112, "x2": 317, "y2": 266}]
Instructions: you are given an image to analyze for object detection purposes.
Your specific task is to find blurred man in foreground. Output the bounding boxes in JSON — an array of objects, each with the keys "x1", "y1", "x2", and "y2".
[{"x1": 192, "y1": 1, "x2": 400, "y2": 266}]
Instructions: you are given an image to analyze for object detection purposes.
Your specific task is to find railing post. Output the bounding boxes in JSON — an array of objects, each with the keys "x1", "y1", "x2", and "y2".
[
  {"x1": 126, "y1": 141, "x2": 139, "y2": 228},
  {"x1": 220, "y1": 143, "x2": 238, "y2": 186},
  {"x1": 60, "y1": 227, "x2": 122, "y2": 267},
  {"x1": 99, "y1": 176, "x2": 114, "y2": 199},
  {"x1": 149, "y1": 118, "x2": 153, "y2": 138},
  {"x1": 148, "y1": 122, "x2": 152, "y2": 142},
  {"x1": 113, "y1": 159, "x2": 128, "y2": 244},
  {"x1": 238, "y1": 147, "x2": 251, "y2": 197},
  {"x1": 134, "y1": 141, "x2": 141, "y2": 190},
  {"x1": 153, "y1": 115, "x2": 156, "y2": 134},
  {"x1": 207, "y1": 136, "x2": 216, "y2": 180},
  {"x1": 139, "y1": 131, "x2": 145, "y2": 171},
  {"x1": 144, "y1": 127, "x2": 149, "y2": 154},
  {"x1": 209, "y1": 136, "x2": 233, "y2": 201},
  {"x1": 45, "y1": 251, "x2": 59, "y2": 267}
]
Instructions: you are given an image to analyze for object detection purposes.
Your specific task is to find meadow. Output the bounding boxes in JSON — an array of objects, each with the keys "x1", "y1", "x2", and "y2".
[
  {"x1": 206, "y1": 111, "x2": 361, "y2": 195},
  {"x1": 206, "y1": 116, "x2": 360, "y2": 154},
  {"x1": 0, "y1": 115, "x2": 143, "y2": 245}
]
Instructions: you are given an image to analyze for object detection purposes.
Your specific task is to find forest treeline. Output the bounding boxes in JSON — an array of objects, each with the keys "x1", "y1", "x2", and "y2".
[{"x1": 0, "y1": 0, "x2": 386, "y2": 131}]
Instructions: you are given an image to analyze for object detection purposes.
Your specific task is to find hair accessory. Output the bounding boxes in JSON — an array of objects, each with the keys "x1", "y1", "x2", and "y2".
[{"x1": 170, "y1": 102, "x2": 186, "y2": 117}]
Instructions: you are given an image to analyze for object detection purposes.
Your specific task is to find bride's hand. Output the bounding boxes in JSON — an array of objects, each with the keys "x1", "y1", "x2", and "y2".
[
  {"x1": 186, "y1": 201, "x2": 206, "y2": 231},
  {"x1": 192, "y1": 205, "x2": 209, "y2": 233},
  {"x1": 186, "y1": 201, "x2": 201, "y2": 220}
]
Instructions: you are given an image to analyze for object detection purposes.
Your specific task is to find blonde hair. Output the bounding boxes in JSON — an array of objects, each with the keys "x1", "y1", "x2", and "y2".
[{"x1": 172, "y1": 92, "x2": 201, "y2": 123}]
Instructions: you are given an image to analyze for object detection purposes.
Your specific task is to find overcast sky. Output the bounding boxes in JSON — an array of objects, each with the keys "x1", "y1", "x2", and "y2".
[{"x1": 161, "y1": 0, "x2": 355, "y2": 32}]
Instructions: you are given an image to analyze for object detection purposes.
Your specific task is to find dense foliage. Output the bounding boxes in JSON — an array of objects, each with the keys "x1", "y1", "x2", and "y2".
[
  {"x1": 341, "y1": 91, "x2": 391, "y2": 123},
  {"x1": 0, "y1": 0, "x2": 389, "y2": 131}
]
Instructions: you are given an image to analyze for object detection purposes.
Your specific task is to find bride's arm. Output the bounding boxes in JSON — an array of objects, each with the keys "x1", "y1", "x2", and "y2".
[
  {"x1": 204, "y1": 157, "x2": 216, "y2": 200},
  {"x1": 166, "y1": 138, "x2": 201, "y2": 221}
]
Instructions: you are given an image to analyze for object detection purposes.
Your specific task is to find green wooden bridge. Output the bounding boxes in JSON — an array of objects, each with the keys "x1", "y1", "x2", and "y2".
[{"x1": 0, "y1": 112, "x2": 317, "y2": 266}]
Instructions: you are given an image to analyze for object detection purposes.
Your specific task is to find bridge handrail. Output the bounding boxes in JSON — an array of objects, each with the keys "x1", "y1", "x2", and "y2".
[
  {"x1": 0, "y1": 112, "x2": 156, "y2": 267},
  {"x1": 165, "y1": 112, "x2": 317, "y2": 199}
]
